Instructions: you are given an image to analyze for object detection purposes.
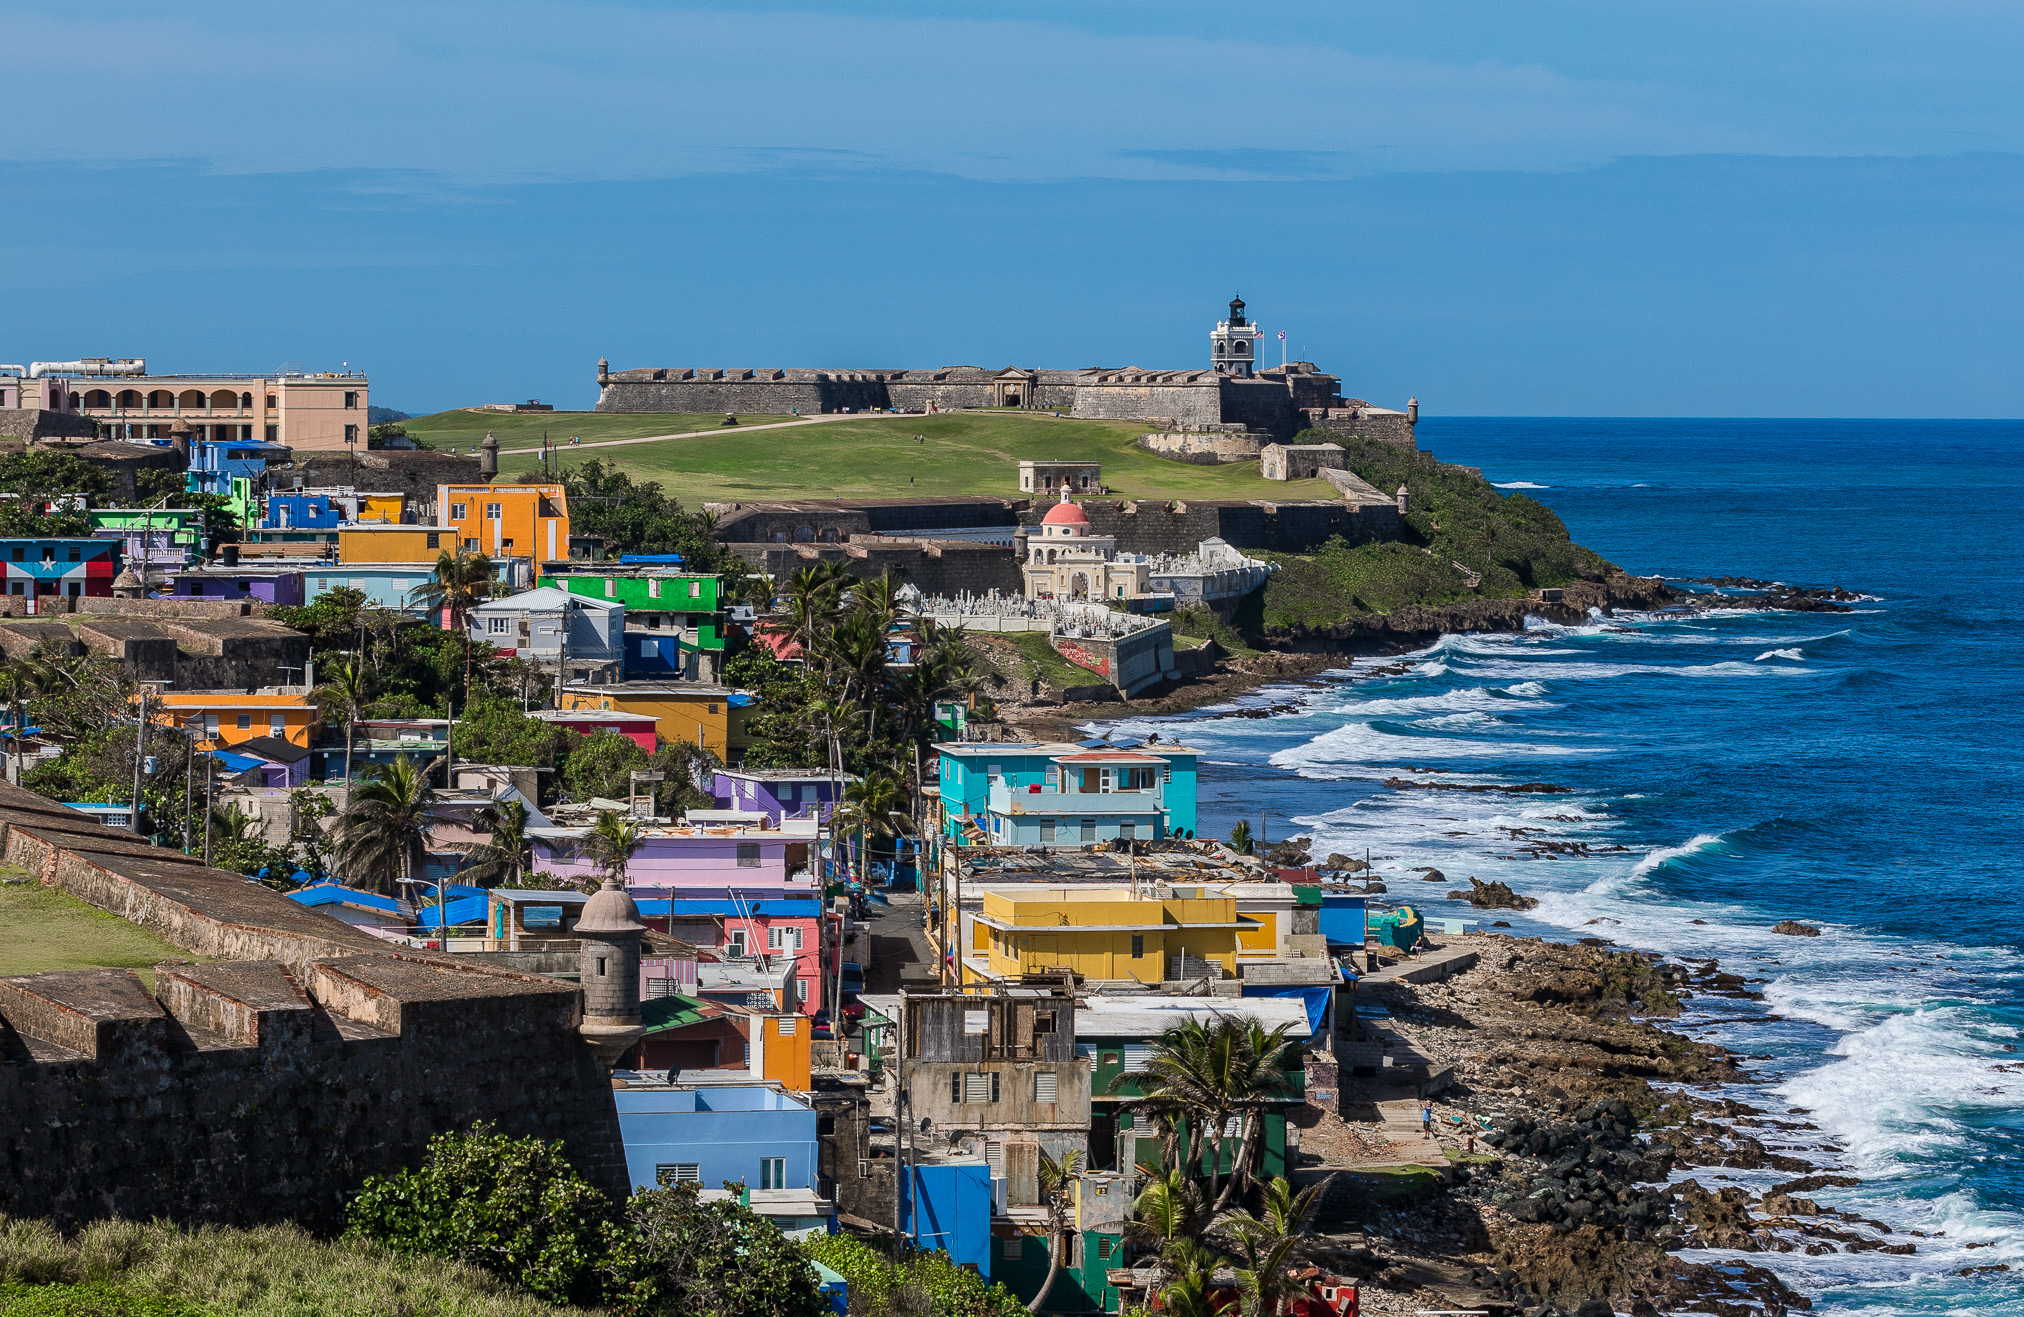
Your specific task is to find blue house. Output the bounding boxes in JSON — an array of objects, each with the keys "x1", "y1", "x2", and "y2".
[
  {"x1": 186, "y1": 438, "x2": 289, "y2": 497},
  {"x1": 935, "y1": 740, "x2": 1200, "y2": 844},
  {"x1": 614, "y1": 1082, "x2": 833, "y2": 1237},
  {"x1": 626, "y1": 630, "x2": 684, "y2": 677}
]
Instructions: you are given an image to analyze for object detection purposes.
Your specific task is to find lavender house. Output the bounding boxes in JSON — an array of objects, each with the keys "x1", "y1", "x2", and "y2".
[
  {"x1": 165, "y1": 562, "x2": 306, "y2": 606},
  {"x1": 707, "y1": 768, "x2": 853, "y2": 826}
]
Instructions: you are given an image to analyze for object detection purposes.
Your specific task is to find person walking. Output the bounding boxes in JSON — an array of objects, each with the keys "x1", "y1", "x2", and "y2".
[{"x1": 1421, "y1": 1102, "x2": 1434, "y2": 1136}]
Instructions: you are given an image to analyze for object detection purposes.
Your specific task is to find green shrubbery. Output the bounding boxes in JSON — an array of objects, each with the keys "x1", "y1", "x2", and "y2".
[
  {"x1": 0, "y1": 1284, "x2": 211, "y2": 1317},
  {"x1": 343, "y1": 1125, "x2": 825, "y2": 1317},
  {"x1": 802, "y1": 1236, "x2": 1025, "y2": 1317},
  {"x1": 1253, "y1": 431, "x2": 1618, "y2": 628}
]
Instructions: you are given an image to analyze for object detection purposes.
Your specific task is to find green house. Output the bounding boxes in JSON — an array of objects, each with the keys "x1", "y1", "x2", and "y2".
[
  {"x1": 1076, "y1": 998, "x2": 1310, "y2": 1186},
  {"x1": 544, "y1": 569, "x2": 731, "y2": 651},
  {"x1": 87, "y1": 506, "x2": 208, "y2": 571}
]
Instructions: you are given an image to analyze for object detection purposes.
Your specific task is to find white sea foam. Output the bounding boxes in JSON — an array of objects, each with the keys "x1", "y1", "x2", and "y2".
[
  {"x1": 1492, "y1": 480, "x2": 1551, "y2": 489},
  {"x1": 1755, "y1": 647, "x2": 1806, "y2": 661}
]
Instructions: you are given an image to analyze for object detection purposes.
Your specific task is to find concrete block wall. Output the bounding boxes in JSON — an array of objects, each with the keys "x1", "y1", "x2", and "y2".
[
  {"x1": 1260, "y1": 443, "x2": 1347, "y2": 482},
  {"x1": 1134, "y1": 431, "x2": 1264, "y2": 465}
]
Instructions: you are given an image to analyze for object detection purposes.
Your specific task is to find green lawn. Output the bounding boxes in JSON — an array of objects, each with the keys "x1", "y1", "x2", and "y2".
[
  {"x1": 0, "y1": 879, "x2": 190, "y2": 987},
  {"x1": 401, "y1": 409, "x2": 794, "y2": 454},
  {"x1": 476, "y1": 411, "x2": 1337, "y2": 502}
]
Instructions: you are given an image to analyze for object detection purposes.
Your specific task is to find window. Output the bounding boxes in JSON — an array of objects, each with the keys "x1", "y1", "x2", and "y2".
[
  {"x1": 1130, "y1": 933, "x2": 1144, "y2": 959},
  {"x1": 950, "y1": 1073, "x2": 962, "y2": 1104},
  {"x1": 737, "y1": 842, "x2": 761, "y2": 868},
  {"x1": 963, "y1": 1009, "x2": 989, "y2": 1036},
  {"x1": 40, "y1": 547, "x2": 54, "y2": 563},
  {"x1": 648, "y1": 579, "x2": 661, "y2": 598},
  {"x1": 768, "y1": 924, "x2": 801, "y2": 950},
  {"x1": 451, "y1": 503, "x2": 467, "y2": 521},
  {"x1": 1001, "y1": 1238, "x2": 1023, "y2": 1261},
  {"x1": 66, "y1": 549, "x2": 80, "y2": 563},
  {"x1": 1039, "y1": 820, "x2": 1056, "y2": 843},
  {"x1": 777, "y1": 1017, "x2": 797, "y2": 1036},
  {"x1": 270, "y1": 714, "x2": 285, "y2": 735},
  {"x1": 1080, "y1": 819, "x2": 1096, "y2": 843},
  {"x1": 985, "y1": 1138, "x2": 1004, "y2": 1169},
  {"x1": 344, "y1": 424, "x2": 358, "y2": 443},
  {"x1": 236, "y1": 713, "x2": 251, "y2": 731},
  {"x1": 485, "y1": 503, "x2": 502, "y2": 520},
  {"x1": 8, "y1": 547, "x2": 20, "y2": 561},
  {"x1": 427, "y1": 532, "x2": 440, "y2": 550},
  {"x1": 726, "y1": 929, "x2": 746, "y2": 956},
  {"x1": 462, "y1": 538, "x2": 479, "y2": 552},
  {"x1": 1097, "y1": 1237, "x2": 1115, "y2": 1260},
  {"x1": 796, "y1": 978, "x2": 810, "y2": 1001},
  {"x1": 1077, "y1": 1044, "x2": 1098, "y2": 1072},
  {"x1": 963, "y1": 1073, "x2": 995, "y2": 1103},
  {"x1": 1034, "y1": 1072, "x2": 1058, "y2": 1103},
  {"x1": 1120, "y1": 822, "x2": 1135, "y2": 840},
  {"x1": 204, "y1": 715, "x2": 220, "y2": 737},
  {"x1": 1127, "y1": 767, "x2": 1156, "y2": 791},
  {"x1": 604, "y1": 578, "x2": 617, "y2": 597},
  {"x1": 265, "y1": 424, "x2": 278, "y2": 441},
  {"x1": 1122, "y1": 1044, "x2": 1153, "y2": 1073},
  {"x1": 488, "y1": 617, "x2": 509, "y2": 634},
  {"x1": 343, "y1": 391, "x2": 358, "y2": 409},
  {"x1": 657, "y1": 1163, "x2": 701, "y2": 1184},
  {"x1": 1044, "y1": 764, "x2": 1059, "y2": 788},
  {"x1": 707, "y1": 703, "x2": 719, "y2": 715},
  {"x1": 761, "y1": 1158, "x2": 786, "y2": 1190},
  {"x1": 688, "y1": 581, "x2": 700, "y2": 598},
  {"x1": 1034, "y1": 1010, "x2": 1056, "y2": 1034},
  {"x1": 641, "y1": 638, "x2": 655, "y2": 657}
]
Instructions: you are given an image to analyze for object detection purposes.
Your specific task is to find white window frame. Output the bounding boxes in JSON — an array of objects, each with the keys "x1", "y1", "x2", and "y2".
[
  {"x1": 1034, "y1": 1071, "x2": 1058, "y2": 1103},
  {"x1": 761, "y1": 1157, "x2": 787, "y2": 1190},
  {"x1": 450, "y1": 503, "x2": 467, "y2": 521},
  {"x1": 658, "y1": 1163, "x2": 700, "y2": 1184},
  {"x1": 485, "y1": 502, "x2": 502, "y2": 520},
  {"x1": 768, "y1": 924, "x2": 802, "y2": 951}
]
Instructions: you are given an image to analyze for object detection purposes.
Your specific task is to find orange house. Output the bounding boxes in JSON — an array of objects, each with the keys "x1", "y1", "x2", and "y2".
[
  {"x1": 746, "y1": 1011, "x2": 813, "y2": 1091},
  {"x1": 437, "y1": 484, "x2": 569, "y2": 563},
  {"x1": 155, "y1": 689, "x2": 319, "y2": 750}
]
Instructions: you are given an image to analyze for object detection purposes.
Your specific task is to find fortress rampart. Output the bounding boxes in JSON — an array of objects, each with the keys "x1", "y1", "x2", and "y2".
[{"x1": 0, "y1": 783, "x2": 628, "y2": 1229}]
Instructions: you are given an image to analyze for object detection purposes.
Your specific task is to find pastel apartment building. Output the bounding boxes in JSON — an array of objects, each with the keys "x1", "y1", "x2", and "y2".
[
  {"x1": 439, "y1": 484, "x2": 569, "y2": 564},
  {"x1": 469, "y1": 587, "x2": 625, "y2": 683},
  {"x1": 154, "y1": 688, "x2": 319, "y2": 751},
  {"x1": 707, "y1": 767, "x2": 851, "y2": 825},
  {"x1": 527, "y1": 708, "x2": 659, "y2": 752},
  {"x1": 87, "y1": 508, "x2": 206, "y2": 575},
  {"x1": 16, "y1": 362, "x2": 369, "y2": 448},
  {"x1": 958, "y1": 886, "x2": 1258, "y2": 985},
  {"x1": 935, "y1": 740, "x2": 1200, "y2": 845},
  {"x1": 559, "y1": 681, "x2": 750, "y2": 758}
]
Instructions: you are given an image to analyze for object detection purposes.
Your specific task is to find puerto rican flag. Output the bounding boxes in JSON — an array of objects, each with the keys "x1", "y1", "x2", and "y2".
[
  {"x1": 1277, "y1": 330, "x2": 1287, "y2": 342},
  {"x1": 1252, "y1": 326, "x2": 1265, "y2": 340}
]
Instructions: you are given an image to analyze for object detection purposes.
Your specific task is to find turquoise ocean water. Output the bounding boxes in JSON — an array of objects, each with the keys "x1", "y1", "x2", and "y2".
[{"x1": 1097, "y1": 418, "x2": 2024, "y2": 1314}]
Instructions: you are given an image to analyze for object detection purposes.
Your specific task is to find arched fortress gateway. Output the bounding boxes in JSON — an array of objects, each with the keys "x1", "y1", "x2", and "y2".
[{"x1": 594, "y1": 298, "x2": 1414, "y2": 444}]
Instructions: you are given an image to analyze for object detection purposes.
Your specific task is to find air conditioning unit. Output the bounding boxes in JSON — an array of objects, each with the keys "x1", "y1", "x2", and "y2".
[{"x1": 858, "y1": 1159, "x2": 873, "y2": 1180}]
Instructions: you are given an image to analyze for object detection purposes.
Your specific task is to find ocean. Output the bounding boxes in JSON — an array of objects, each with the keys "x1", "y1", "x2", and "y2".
[{"x1": 1094, "y1": 418, "x2": 2024, "y2": 1315}]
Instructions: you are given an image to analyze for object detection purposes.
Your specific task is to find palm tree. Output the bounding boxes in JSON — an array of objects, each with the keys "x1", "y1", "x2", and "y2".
[
  {"x1": 847, "y1": 568, "x2": 909, "y2": 630},
  {"x1": 1228, "y1": 820, "x2": 1254, "y2": 855},
  {"x1": 1155, "y1": 1240, "x2": 1227, "y2": 1317},
  {"x1": 458, "y1": 797, "x2": 532, "y2": 888},
  {"x1": 781, "y1": 562, "x2": 847, "y2": 672},
  {"x1": 0, "y1": 652, "x2": 59, "y2": 784},
  {"x1": 582, "y1": 808, "x2": 645, "y2": 892},
  {"x1": 1112, "y1": 1017, "x2": 1300, "y2": 1209},
  {"x1": 832, "y1": 770, "x2": 907, "y2": 888},
  {"x1": 1126, "y1": 1168, "x2": 1210, "y2": 1262},
  {"x1": 1214, "y1": 1177, "x2": 1328, "y2": 1317},
  {"x1": 408, "y1": 549, "x2": 498, "y2": 632},
  {"x1": 333, "y1": 755, "x2": 438, "y2": 895},
  {"x1": 315, "y1": 653, "x2": 371, "y2": 790},
  {"x1": 1027, "y1": 1148, "x2": 1085, "y2": 1314}
]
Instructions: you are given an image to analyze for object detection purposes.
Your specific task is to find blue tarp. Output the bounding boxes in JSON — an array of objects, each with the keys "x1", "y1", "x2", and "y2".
[
  {"x1": 619, "y1": 553, "x2": 685, "y2": 564},
  {"x1": 1240, "y1": 984, "x2": 1333, "y2": 1037},
  {"x1": 206, "y1": 749, "x2": 266, "y2": 774},
  {"x1": 289, "y1": 883, "x2": 402, "y2": 915},
  {"x1": 418, "y1": 895, "x2": 490, "y2": 928},
  {"x1": 727, "y1": 692, "x2": 757, "y2": 707}
]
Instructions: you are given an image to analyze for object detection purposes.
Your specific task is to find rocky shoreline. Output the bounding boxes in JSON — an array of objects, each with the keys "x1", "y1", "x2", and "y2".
[{"x1": 1298, "y1": 935, "x2": 1918, "y2": 1316}]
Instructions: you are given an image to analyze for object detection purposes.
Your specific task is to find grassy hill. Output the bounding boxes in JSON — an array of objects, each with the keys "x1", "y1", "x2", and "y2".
[
  {"x1": 0, "y1": 876, "x2": 191, "y2": 989},
  {"x1": 424, "y1": 410, "x2": 1338, "y2": 502},
  {"x1": 400, "y1": 409, "x2": 793, "y2": 454}
]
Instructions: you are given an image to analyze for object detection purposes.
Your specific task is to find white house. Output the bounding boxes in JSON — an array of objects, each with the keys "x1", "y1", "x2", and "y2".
[{"x1": 469, "y1": 586, "x2": 625, "y2": 682}]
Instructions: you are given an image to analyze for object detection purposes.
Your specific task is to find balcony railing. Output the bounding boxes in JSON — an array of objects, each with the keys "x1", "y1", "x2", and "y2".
[{"x1": 987, "y1": 782, "x2": 1165, "y2": 816}]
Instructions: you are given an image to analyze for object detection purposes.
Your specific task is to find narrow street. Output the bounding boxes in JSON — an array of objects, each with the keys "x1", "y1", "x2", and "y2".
[{"x1": 862, "y1": 890, "x2": 933, "y2": 993}]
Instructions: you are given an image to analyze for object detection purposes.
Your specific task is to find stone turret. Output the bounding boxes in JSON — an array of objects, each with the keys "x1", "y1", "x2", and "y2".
[
  {"x1": 479, "y1": 432, "x2": 499, "y2": 480},
  {"x1": 597, "y1": 356, "x2": 610, "y2": 386},
  {"x1": 1396, "y1": 485, "x2": 1410, "y2": 516},
  {"x1": 1407, "y1": 396, "x2": 1419, "y2": 426},
  {"x1": 575, "y1": 874, "x2": 646, "y2": 1069},
  {"x1": 112, "y1": 566, "x2": 144, "y2": 599}
]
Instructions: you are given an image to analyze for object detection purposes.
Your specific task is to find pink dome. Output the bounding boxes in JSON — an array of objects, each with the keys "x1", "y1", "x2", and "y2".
[{"x1": 1041, "y1": 500, "x2": 1090, "y2": 527}]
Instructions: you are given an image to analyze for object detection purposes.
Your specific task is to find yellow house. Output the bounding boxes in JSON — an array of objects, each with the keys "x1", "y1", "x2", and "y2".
[
  {"x1": 438, "y1": 483, "x2": 570, "y2": 564},
  {"x1": 558, "y1": 682, "x2": 745, "y2": 756},
  {"x1": 156, "y1": 689, "x2": 320, "y2": 750},
  {"x1": 965, "y1": 886, "x2": 1256, "y2": 984},
  {"x1": 336, "y1": 525, "x2": 454, "y2": 563},
  {"x1": 355, "y1": 493, "x2": 405, "y2": 524}
]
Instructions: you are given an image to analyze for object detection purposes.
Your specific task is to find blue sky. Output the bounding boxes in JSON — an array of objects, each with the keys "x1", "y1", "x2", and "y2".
[{"x1": 2, "y1": 1, "x2": 2020, "y2": 416}]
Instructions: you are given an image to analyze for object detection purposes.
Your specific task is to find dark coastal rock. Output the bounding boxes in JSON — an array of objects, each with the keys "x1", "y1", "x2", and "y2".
[
  {"x1": 1772, "y1": 920, "x2": 1822, "y2": 937},
  {"x1": 1464, "y1": 877, "x2": 1540, "y2": 911},
  {"x1": 1325, "y1": 853, "x2": 1370, "y2": 873},
  {"x1": 1386, "y1": 777, "x2": 1574, "y2": 795},
  {"x1": 1364, "y1": 880, "x2": 1389, "y2": 893},
  {"x1": 1418, "y1": 867, "x2": 1448, "y2": 882}
]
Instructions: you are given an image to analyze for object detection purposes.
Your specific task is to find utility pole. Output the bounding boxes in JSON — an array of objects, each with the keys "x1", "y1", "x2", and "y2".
[
  {"x1": 182, "y1": 718, "x2": 196, "y2": 854},
  {"x1": 130, "y1": 683, "x2": 150, "y2": 837},
  {"x1": 201, "y1": 752, "x2": 215, "y2": 867},
  {"x1": 893, "y1": 1000, "x2": 908, "y2": 1249}
]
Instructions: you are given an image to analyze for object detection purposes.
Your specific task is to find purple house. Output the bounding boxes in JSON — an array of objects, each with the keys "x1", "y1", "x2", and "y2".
[
  {"x1": 707, "y1": 768, "x2": 852, "y2": 825},
  {"x1": 236, "y1": 735, "x2": 313, "y2": 787},
  {"x1": 165, "y1": 563, "x2": 306, "y2": 606}
]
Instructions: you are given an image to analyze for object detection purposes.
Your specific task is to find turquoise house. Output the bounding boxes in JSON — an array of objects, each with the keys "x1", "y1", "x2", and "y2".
[{"x1": 936, "y1": 740, "x2": 1199, "y2": 844}]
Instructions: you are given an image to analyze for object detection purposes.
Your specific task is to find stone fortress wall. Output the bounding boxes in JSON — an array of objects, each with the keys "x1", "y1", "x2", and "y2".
[{"x1": 0, "y1": 782, "x2": 629, "y2": 1229}]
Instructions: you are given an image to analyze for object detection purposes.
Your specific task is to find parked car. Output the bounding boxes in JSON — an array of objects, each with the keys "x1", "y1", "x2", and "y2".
[
  {"x1": 811, "y1": 1009, "x2": 834, "y2": 1040},
  {"x1": 840, "y1": 961, "x2": 865, "y2": 993}
]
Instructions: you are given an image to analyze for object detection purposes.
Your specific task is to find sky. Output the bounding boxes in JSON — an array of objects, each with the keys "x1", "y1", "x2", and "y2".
[{"x1": 1, "y1": 1, "x2": 2020, "y2": 417}]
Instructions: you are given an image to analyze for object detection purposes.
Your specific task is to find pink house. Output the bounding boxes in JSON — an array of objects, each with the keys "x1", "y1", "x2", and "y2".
[
  {"x1": 528, "y1": 822, "x2": 833, "y2": 1013},
  {"x1": 530, "y1": 708, "x2": 659, "y2": 753}
]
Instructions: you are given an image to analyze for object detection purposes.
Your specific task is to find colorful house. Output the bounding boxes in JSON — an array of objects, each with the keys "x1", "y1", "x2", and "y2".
[
  {"x1": 156, "y1": 688, "x2": 319, "y2": 750},
  {"x1": 0, "y1": 538, "x2": 119, "y2": 605},
  {"x1": 958, "y1": 886, "x2": 1257, "y2": 985},
  {"x1": 469, "y1": 586, "x2": 625, "y2": 680},
  {"x1": 438, "y1": 482, "x2": 569, "y2": 563},
  {"x1": 1076, "y1": 996, "x2": 1309, "y2": 1188},
  {"x1": 558, "y1": 681, "x2": 750, "y2": 758},
  {"x1": 544, "y1": 565, "x2": 732, "y2": 681},
  {"x1": 707, "y1": 768, "x2": 851, "y2": 825},
  {"x1": 527, "y1": 708, "x2": 659, "y2": 752},
  {"x1": 308, "y1": 716, "x2": 447, "y2": 783},
  {"x1": 164, "y1": 563, "x2": 306, "y2": 605},
  {"x1": 87, "y1": 508, "x2": 207, "y2": 574},
  {"x1": 262, "y1": 490, "x2": 405, "y2": 534},
  {"x1": 612, "y1": 1080, "x2": 830, "y2": 1234},
  {"x1": 935, "y1": 740, "x2": 1200, "y2": 843}
]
